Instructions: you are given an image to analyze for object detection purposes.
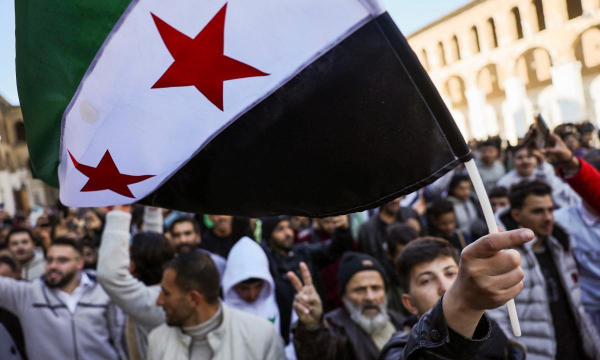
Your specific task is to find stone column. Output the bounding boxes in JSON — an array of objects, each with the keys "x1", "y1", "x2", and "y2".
[
  {"x1": 550, "y1": 61, "x2": 588, "y2": 123},
  {"x1": 465, "y1": 87, "x2": 488, "y2": 140},
  {"x1": 502, "y1": 77, "x2": 533, "y2": 142}
]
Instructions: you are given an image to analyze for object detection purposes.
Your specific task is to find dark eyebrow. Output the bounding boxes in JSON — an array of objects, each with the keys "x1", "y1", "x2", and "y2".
[
  {"x1": 443, "y1": 265, "x2": 458, "y2": 271},
  {"x1": 416, "y1": 271, "x2": 434, "y2": 280}
]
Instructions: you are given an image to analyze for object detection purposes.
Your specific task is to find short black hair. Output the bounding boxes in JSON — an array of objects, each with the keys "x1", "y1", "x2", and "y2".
[
  {"x1": 479, "y1": 139, "x2": 499, "y2": 150},
  {"x1": 50, "y1": 237, "x2": 83, "y2": 255},
  {"x1": 6, "y1": 227, "x2": 34, "y2": 245},
  {"x1": 0, "y1": 255, "x2": 18, "y2": 274},
  {"x1": 169, "y1": 217, "x2": 200, "y2": 234},
  {"x1": 131, "y1": 232, "x2": 175, "y2": 286},
  {"x1": 488, "y1": 186, "x2": 508, "y2": 199},
  {"x1": 509, "y1": 180, "x2": 552, "y2": 210},
  {"x1": 396, "y1": 237, "x2": 459, "y2": 292},
  {"x1": 386, "y1": 223, "x2": 418, "y2": 256},
  {"x1": 164, "y1": 251, "x2": 220, "y2": 304},
  {"x1": 449, "y1": 174, "x2": 471, "y2": 191},
  {"x1": 427, "y1": 199, "x2": 455, "y2": 219}
]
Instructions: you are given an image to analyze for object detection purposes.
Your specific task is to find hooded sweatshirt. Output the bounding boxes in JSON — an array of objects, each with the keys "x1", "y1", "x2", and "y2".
[{"x1": 222, "y1": 237, "x2": 280, "y2": 332}]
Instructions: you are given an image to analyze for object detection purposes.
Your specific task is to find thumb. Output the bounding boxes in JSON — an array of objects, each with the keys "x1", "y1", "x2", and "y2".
[{"x1": 464, "y1": 229, "x2": 534, "y2": 259}]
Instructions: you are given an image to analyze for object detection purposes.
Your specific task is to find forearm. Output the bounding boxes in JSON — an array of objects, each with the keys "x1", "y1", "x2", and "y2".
[
  {"x1": 442, "y1": 288, "x2": 485, "y2": 338},
  {"x1": 142, "y1": 207, "x2": 163, "y2": 234},
  {"x1": 293, "y1": 323, "x2": 340, "y2": 360}
]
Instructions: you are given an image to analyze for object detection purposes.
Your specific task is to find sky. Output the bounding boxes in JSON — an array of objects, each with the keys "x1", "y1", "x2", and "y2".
[{"x1": 0, "y1": 0, "x2": 472, "y2": 106}]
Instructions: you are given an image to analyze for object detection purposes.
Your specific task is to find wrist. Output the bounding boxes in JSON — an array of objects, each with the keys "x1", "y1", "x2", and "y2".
[
  {"x1": 442, "y1": 286, "x2": 485, "y2": 338},
  {"x1": 564, "y1": 156, "x2": 580, "y2": 172}
]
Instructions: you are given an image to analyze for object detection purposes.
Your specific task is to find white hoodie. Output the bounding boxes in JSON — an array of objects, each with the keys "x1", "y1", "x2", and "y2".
[{"x1": 222, "y1": 237, "x2": 280, "y2": 333}]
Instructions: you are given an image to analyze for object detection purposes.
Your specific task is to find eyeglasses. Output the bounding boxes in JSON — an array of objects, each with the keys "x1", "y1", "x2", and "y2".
[{"x1": 46, "y1": 256, "x2": 78, "y2": 264}]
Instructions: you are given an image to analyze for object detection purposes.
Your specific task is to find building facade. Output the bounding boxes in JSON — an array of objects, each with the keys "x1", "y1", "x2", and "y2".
[
  {"x1": 0, "y1": 95, "x2": 57, "y2": 215},
  {"x1": 408, "y1": 0, "x2": 600, "y2": 143}
]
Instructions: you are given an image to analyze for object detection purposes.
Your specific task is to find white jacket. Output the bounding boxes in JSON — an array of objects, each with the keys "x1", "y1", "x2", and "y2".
[
  {"x1": 222, "y1": 237, "x2": 281, "y2": 332},
  {"x1": 147, "y1": 301, "x2": 285, "y2": 360}
]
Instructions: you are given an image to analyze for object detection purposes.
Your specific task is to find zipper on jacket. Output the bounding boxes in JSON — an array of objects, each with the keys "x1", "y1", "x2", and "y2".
[{"x1": 71, "y1": 314, "x2": 79, "y2": 360}]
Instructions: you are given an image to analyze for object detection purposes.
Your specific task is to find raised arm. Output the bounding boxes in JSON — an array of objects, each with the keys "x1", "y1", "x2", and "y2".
[
  {"x1": 308, "y1": 215, "x2": 352, "y2": 267},
  {"x1": 288, "y1": 262, "x2": 346, "y2": 360},
  {"x1": 97, "y1": 207, "x2": 165, "y2": 331}
]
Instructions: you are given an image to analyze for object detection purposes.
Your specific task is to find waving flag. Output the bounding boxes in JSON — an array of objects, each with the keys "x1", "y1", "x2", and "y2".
[{"x1": 16, "y1": 0, "x2": 471, "y2": 217}]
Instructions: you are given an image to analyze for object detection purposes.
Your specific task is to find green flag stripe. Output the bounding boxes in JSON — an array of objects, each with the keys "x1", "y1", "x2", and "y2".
[{"x1": 15, "y1": 0, "x2": 131, "y2": 187}]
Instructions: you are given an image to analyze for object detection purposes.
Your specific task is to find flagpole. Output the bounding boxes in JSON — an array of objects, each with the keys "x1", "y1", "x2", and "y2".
[{"x1": 464, "y1": 159, "x2": 522, "y2": 337}]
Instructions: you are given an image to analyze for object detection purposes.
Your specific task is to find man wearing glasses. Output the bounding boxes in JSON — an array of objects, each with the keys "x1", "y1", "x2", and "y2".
[{"x1": 0, "y1": 237, "x2": 126, "y2": 360}]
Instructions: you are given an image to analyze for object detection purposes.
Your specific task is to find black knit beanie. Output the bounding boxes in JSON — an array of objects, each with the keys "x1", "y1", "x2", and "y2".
[
  {"x1": 338, "y1": 252, "x2": 387, "y2": 296},
  {"x1": 261, "y1": 215, "x2": 291, "y2": 243}
]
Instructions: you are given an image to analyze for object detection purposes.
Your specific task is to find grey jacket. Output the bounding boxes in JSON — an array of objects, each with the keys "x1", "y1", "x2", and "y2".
[
  {"x1": 488, "y1": 210, "x2": 600, "y2": 360},
  {"x1": 0, "y1": 271, "x2": 126, "y2": 360}
]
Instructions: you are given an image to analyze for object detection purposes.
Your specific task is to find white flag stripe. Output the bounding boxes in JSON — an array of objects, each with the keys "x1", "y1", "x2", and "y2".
[{"x1": 59, "y1": 0, "x2": 385, "y2": 206}]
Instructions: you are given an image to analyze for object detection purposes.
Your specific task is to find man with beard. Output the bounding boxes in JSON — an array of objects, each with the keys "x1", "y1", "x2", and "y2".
[
  {"x1": 169, "y1": 217, "x2": 226, "y2": 275},
  {"x1": 7, "y1": 228, "x2": 45, "y2": 280},
  {"x1": 489, "y1": 180, "x2": 600, "y2": 360},
  {"x1": 497, "y1": 145, "x2": 579, "y2": 208},
  {"x1": 261, "y1": 215, "x2": 352, "y2": 344},
  {"x1": 147, "y1": 251, "x2": 285, "y2": 359},
  {"x1": 291, "y1": 253, "x2": 405, "y2": 360},
  {"x1": 359, "y1": 197, "x2": 421, "y2": 261},
  {"x1": 0, "y1": 238, "x2": 126, "y2": 360},
  {"x1": 292, "y1": 229, "x2": 537, "y2": 359}
]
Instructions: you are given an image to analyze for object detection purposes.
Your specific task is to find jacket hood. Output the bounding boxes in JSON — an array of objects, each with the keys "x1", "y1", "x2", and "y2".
[{"x1": 221, "y1": 237, "x2": 280, "y2": 330}]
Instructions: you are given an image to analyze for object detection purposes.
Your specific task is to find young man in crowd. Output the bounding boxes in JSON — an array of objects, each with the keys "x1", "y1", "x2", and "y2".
[
  {"x1": 170, "y1": 216, "x2": 226, "y2": 275},
  {"x1": 427, "y1": 199, "x2": 472, "y2": 252},
  {"x1": 0, "y1": 255, "x2": 27, "y2": 360},
  {"x1": 383, "y1": 223, "x2": 418, "y2": 314},
  {"x1": 380, "y1": 237, "x2": 525, "y2": 359},
  {"x1": 476, "y1": 139, "x2": 506, "y2": 192},
  {"x1": 358, "y1": 197, "x2": 421, "y2": 261},
  {"x1": 261, "y1": 215, "x2": 352, "y2": 344},
  {"x1": 491, "y1": 180, "x2": 600, "y2": 359},
  {"x1": 98, "y1": 206, "x2": 178, "y2": 360},
  {"x1": 148, "y1": 251, "x2": 285, "y2": 359},
  {"x1": 7, "y1": 228, "x2": 45, "y2": 280},
  {"x1": 0, "y1": 238, "x2": 126, "y2": 360},
  {"x1": 488, "y1": 186, "x2": 510, "y2": 213},
  {"x1": 291, "y1": 252, "x2": 407, "y2": 360},
  {"x1": 446, "y1": 174, "x2": 485, "y2": 238},
  {"x1": 222, "y1": 236, "x2": 295, "y2": 358},
  {"x1": 290, "y1": 229, "x2": 534, "y2": 359},
  {"x1": 497, "y1": 145, "x2": 579, "y2": 208}
]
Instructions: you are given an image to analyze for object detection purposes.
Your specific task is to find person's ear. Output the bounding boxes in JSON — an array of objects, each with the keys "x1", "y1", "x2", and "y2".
[
  {"x1": 76, "y1": 256, "x2": 85, "y2": 271},
  {"x1": 401, "y1": 293, "x2": 419, "y2": 316},
  {"x1": 129, "y1": 261, "x2": 136, "y2": 276},
  {"x1": 510, "y1": 208, "x2": 520, "y2": 224},
  {"x1": 188, "y1": 290, "x2": 204, "y2": 307}
]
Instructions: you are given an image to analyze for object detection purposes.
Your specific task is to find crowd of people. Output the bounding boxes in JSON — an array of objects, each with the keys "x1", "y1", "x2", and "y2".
[{"x1": 1, "y1": 121, "x2": 600, "y2": 359}]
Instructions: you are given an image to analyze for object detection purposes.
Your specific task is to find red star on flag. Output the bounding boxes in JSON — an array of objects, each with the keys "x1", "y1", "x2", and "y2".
[
  {"x1": 151, "y1": 4, "x2": 269, "y2": 110},
  {"x1": 69, "y1": 150, "x2": 155, "y2": 198}
]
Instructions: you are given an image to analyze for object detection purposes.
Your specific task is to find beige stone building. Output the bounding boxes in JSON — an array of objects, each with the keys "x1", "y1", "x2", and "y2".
[
  {"x1": 408, "y1": 0, "x2": 600, "y2": 143},
  {"x1": 0, "y1": 95, "x2": 57, "y2": 215}
]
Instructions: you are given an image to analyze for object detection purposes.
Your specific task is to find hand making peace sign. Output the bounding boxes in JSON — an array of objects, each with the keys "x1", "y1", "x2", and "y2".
[{"x1": 286, "y1": 262, "x2": 323, "y2": 330}]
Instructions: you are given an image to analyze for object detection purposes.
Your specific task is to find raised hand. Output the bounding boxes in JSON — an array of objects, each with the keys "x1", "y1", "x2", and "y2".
[
  {"x1": 542, "y1": 133, "x2": 580, "y2": 171},
  {"x1": 286, "y1": 262, "x2": 323, "y2": 330},
  {"x1": 443, "y1": 229, "x2": 534, "y2": 338},
  {"x1": 332, "y1": 215, "x2": 349, "y2": 230}
]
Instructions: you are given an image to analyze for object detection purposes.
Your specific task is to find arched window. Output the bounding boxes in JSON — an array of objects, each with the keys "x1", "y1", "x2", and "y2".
[
  {"x1": 421, "y1": 49, "x2": 430, "y2": 70},
  {"x1": 533, "y1": 0, "x2": 546, "y2": 31},
  {"x1": 15, "y1": 122, "x2": 26, "y2": 143},
  {"x1": 487, "y1": 18, "x2": 499, "y2": 48},
  {"x1": 512, "y1": 7, "x2": 524, "y2": 40},
  {"x1": 471, "y1": 26, "x2": 481, "y2": 53},
  {"x1": 452, "y1": 36, "x2": 461, "y2": 61},
  {"x1": 438, "y1": 42, "x2": 447, "y2": 66},
  {"x1": 566, "y1": 0, "x2": 583, "y2": 19}
]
